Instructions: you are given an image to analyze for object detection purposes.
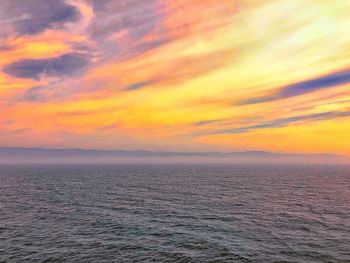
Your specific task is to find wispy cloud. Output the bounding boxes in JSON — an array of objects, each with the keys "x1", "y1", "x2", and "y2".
[
  {"x1": 125, "y1": 82, "x2": 150, "y2": 91},
  {"x1": 1, "y1": 0, "x2": 350, "y2": 154},
  {"x1": 3, "y1": 53, "x2": 90, "y2": 80},
  {"x1": 0, "y1": 0, "x2": 80, "y2": 36},
  {"x1": 200, "y1": 111, "x2": 350, "y2": 135},
  {"x1": 239, "y1": 69, "x2": 350, "y2": 105}
]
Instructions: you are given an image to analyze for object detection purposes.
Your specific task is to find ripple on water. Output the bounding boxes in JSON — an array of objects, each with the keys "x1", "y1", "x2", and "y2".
[{"x1": 0, "y1": 164, "x2": 349, "y2": 262}]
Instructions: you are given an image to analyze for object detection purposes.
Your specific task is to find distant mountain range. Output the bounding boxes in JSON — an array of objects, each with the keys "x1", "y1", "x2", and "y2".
[{"x1": 0, "y1": 147, "x2": 348, "y2": 164}]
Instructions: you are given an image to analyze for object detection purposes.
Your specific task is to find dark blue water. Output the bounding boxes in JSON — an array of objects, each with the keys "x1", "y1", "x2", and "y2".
[{"x1": 0, "y1": 164, "x2": 349, "y2": 262}]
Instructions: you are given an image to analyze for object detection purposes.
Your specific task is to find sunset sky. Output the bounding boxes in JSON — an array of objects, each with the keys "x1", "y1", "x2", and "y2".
[{"x1": 1, "y1": 0, "x2": 350, "y2": 155}]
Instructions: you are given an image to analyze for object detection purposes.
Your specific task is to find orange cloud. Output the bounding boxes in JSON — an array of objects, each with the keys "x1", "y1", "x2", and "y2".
[{"x1": 1, "y1": 0, "x2": 350, "y2": 155}]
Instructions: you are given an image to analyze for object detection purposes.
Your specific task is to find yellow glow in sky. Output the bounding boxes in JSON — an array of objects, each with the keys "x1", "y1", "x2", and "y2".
[{"x1": 1, "y1": 0, "x2": 350, "y2": 155}]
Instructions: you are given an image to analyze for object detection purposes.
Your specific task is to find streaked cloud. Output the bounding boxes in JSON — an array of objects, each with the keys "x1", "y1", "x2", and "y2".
[
  {"x1": 87, "y1": 0, "x2": 162, "y2": 40},
  {"x1": 1, "y1": 0, "x2": 350, "y2": 155},
  {"x1": 3, "y1": 53, "x2": 90, "y2": 80},
  {"x1": 239, "y1": 69, "x2": 350, "y2": 105},
  {"x1": 203, "y1": 111, "x2": 350, "y2": 135},
  {"x1": 126, "y1": 82, "x2": 150, "y2": 91},
  {"x1": 0, "y1": 0, "x2": 80, "y2": 36}
]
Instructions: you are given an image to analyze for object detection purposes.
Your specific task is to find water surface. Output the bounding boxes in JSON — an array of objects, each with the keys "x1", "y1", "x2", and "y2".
[{"x1": 0, "y1": 164, "x2": 349, "y2": 262}]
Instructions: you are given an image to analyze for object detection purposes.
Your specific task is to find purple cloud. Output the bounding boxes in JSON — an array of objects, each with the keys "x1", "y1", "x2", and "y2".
[
  {"x1": 87, "y1": 0, "x2": 163, "y2": 40},
  {"x1": 238, "y1": 69, "x2": 350, "y2": 105},
  {"x1": 3, "y1": 53, "x2": 90, "y2": 80},
  {"x1": 0, "y1": 0, "x2": 79, "y2": 35}
]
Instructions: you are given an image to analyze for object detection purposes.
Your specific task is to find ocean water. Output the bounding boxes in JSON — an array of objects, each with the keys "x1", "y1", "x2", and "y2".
[{"x1": 0, "y1": 164, "x2": 349, "y2": 263}]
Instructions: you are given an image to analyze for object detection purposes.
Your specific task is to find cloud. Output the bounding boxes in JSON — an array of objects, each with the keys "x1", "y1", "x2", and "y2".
[
  {"x1": 126, "y1": 82, "x2": 149, "y2": 91},
  {"x1": 3, "y1": 53, "x2": 90, "y2": 80},
  {"x1": 0, "y1": 43, "x2": 11, "y2": 51},
  {"x1": 202, "y1": 111, "x2": 350, "y2": 135},
  {"x1": 1, "y1": 0, "x2": 350, "y2": 155},
  {"x1": 87, "y1": 0, "x2": 163, "y2": 40},
  {"x1": 239, "y1": 69, "x2": 350, "y2": 105},
  {"x1": 14, "y1": 86, "x2": 48, "y2": 102},
  {"x1": 0, "y1": 0, "x2": 80, "y2": 35},
  {"x1": 192, "y1": 119, "x2": 223, "y2": 126}
]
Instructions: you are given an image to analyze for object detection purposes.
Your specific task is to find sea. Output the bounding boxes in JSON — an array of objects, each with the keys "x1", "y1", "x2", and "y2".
[{"x1": 0, "y1": 164, "x2": 349, "y2": 262}]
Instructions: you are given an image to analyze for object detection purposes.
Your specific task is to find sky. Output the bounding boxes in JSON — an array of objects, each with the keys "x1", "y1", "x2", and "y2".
[{"x1": 0, "y1": 0, "x2": 350, "y2": 155}]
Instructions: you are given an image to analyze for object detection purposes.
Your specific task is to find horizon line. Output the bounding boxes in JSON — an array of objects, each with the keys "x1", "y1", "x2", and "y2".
[{"x1": 0, "y1": 146, "x2": 347, "y2": 158}]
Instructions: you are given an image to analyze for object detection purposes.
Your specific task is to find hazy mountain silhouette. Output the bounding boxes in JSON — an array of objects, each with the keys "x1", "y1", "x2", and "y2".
[{"x1": 0, "y1": 147, "x2": 347, "y2": 164}]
